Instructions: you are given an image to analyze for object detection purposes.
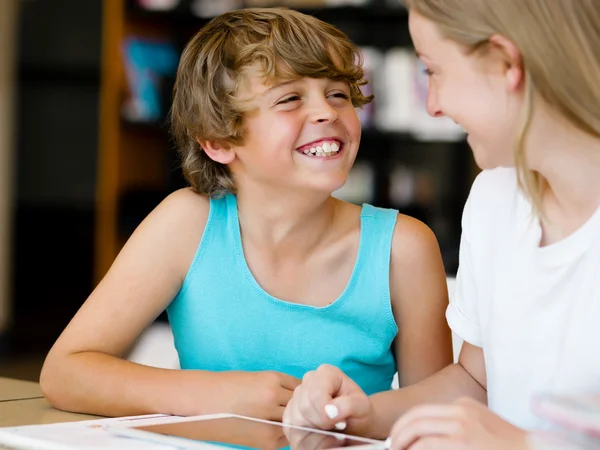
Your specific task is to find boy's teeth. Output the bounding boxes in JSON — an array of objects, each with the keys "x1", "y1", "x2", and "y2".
[{"x1": 300, "y1": 140, "x2": 341, "y2": 157}]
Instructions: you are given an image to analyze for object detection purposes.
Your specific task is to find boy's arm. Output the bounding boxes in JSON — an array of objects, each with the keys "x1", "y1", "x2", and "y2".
[
  {"x1": 40, "y1": 189, "x2": 299, "y2": 419},
  {"x1": 353, "y1": 215, "x2": 471, "y2": 437},
  {"x1": 389, "y1": 215, "x2": 453, "y2": 386},
  {"x1": 359, "y1": 214, "x2": 488, "y2": 438},
  {"x1": 40, "y1": 189, "x2": 207, "y2": 416}
]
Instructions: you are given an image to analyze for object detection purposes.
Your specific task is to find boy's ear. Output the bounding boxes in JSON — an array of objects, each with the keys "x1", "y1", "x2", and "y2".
[{"x1": 197, "y1": 139, "x2": 236, "y2": 164}]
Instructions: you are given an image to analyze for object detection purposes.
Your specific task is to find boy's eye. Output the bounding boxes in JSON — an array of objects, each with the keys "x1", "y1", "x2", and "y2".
[
  {"x1": 277, "y1": 95, "x2": 301, "y2": 105},
  {"x1": 330, "y1": 92, "x2": 350, "y2": 100}
]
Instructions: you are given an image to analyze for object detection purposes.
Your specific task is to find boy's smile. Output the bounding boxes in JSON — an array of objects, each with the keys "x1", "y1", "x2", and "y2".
[
  {"x1": 296, "y1": 137, "x2": 344, "y2": 159},
  {"x1": 228, "y1": 68, "x2": 361, "y2": 194}
]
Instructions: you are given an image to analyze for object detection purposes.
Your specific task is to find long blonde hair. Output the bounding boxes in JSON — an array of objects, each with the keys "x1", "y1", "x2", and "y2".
[{"x1": 403, "y1": 0, "x2": 600, "y2": 213}]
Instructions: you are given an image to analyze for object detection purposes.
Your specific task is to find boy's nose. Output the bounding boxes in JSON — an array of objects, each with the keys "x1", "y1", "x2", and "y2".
[{"x1": 309, "y1": 103, "x2": 339, "y2": 124}]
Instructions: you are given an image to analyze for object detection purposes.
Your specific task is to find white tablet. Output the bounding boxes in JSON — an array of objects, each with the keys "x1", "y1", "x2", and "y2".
[{"x1": 106, "y1": 413, "x2": 386, "y2": 450}]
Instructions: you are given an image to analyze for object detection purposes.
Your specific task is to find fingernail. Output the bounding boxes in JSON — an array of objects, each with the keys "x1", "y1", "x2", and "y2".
[
  {"x1": 384, "y1": 437, "x2": 392, "y2": 449},
  {"x1": 324, "y1": 404, "x2": 339, "y2": 419},
  {"x1": 334, "y1": 421, "x2": 346, "y2": 431}
]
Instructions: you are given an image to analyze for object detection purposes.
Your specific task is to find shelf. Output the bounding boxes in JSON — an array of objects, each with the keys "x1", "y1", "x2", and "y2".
[
  {"x1": 121, "y1": 117, "x2": 172, "y2": 134},
  {"x1": 361, "y1": 129, "x2": 465, "y2": 145},
  {"x1": 125, "y1": 2, "x2": 408, "y2": 27},
  {"x1": 124, "y1": 2, "x2": 412, "y2": 51},
  {"x1": 18, "y1": 63, "x2": 101, "y2": 86}
]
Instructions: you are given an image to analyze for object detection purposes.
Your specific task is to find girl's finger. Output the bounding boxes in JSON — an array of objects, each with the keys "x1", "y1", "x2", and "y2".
[{"x1": 389, "y1": 418, "x2": 464, "y2": 450}]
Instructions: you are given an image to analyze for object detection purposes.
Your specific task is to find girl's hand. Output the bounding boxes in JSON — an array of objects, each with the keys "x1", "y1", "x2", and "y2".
[
  {"x1": 387, "y1": 397, "x2": 529, "y2": 450},
  {"x1": 283, "y1": 364, "x2": 373, "y2": 434},
  {"x1": 283, "y1": 426, "x2": 344, "y2": 450}
]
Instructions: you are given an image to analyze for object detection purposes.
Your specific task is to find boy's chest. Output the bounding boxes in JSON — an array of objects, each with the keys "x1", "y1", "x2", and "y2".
[{"x1": 241, "y1": 235, "x2": 360, "y2": 307}]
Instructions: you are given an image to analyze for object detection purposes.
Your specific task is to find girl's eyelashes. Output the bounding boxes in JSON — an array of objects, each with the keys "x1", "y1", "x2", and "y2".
[{"x1": 417, "y1": 59, "x2": 433, "y2": 76}]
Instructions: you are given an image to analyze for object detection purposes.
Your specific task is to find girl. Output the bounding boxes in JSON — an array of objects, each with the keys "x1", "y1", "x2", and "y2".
[{"x1": 283, "y1": 1, "x2": 600, "y2": 448}]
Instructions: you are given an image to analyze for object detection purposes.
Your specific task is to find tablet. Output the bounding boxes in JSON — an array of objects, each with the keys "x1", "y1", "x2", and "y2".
[{"x1": 106, "y1": 413, "x2": 386, "y2": 450}]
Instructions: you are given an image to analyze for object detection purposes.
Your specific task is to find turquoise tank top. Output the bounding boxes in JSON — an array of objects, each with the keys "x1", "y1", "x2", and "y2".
[{"x1": 167, "y1": 194, "x2": 398, "y2": 396}]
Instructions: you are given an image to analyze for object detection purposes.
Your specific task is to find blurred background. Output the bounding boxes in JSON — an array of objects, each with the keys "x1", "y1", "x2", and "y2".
[{"x1": 0, "y1": 0, "x2": 477, "y2": 381}]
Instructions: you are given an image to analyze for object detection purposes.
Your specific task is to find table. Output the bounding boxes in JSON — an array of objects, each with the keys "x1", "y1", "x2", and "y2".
[
  {"x1": 0, "y1": 397, "x2": 99, "y2": 427},
  {"x1": 0, "y1": 377, "x2": 99, "y2": 427},
  {"x1": 0, "y1": 377, "x2": 42, "y2": 402},
  {"x1": 0, "y1": 377, "x2": 563, "y2": 450}
]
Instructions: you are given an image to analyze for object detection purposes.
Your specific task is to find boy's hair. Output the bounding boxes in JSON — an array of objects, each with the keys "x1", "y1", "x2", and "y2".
[
  {"x1": 171, "y1": 7, "x2": 373, "y2": 197},
  {"x1": 403, "y1": 0, "x2": 600, "y2": 215}
]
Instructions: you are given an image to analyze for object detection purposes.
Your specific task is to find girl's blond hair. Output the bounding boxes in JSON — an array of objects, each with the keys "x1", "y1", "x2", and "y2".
[{"x1": 404, "y1": 0, "x2": 600, "y2": 213}]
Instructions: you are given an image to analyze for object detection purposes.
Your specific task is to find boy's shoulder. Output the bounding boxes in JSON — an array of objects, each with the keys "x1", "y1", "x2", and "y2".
[
  {"x1": 157, "y1": 188, "x2": 210, "y2": 217},
  {"x1": 108, "y1": 189, "x2": 211, "y2": 289},
  {"x1": 335, "y1": 198, "x2": 438, "y2": 268},
  {"x1": 148, "y1": 188, "x2": 211, "y2": 242},
  {"x1": 391, "y1": 213, "x2": 439, "y2": 267}
]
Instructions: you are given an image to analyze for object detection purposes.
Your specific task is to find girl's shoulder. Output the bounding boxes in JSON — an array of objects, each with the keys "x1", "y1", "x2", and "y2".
[
  {"x1": 469, "y1": 167, "x2": 519, "y2": 207},
  {"x1": 464, "y1": 168, "x2": 527, "y2": 235}
]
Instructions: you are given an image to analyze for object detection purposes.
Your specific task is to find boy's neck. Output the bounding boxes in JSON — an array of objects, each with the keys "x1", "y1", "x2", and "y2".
[{"x1": 235, "y1": 185, "x2": 341, "y2": 257}]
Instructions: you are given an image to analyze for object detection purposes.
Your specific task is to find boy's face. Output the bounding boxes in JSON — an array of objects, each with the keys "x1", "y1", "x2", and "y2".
[{"x1": 228, "y1": 67, "x2": 361, "y2": 195}]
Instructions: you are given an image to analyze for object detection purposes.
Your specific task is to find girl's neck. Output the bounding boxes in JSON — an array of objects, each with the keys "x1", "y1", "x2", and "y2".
[{"x1": 526, "y1": 107, "x2": 600, "y2": 240}]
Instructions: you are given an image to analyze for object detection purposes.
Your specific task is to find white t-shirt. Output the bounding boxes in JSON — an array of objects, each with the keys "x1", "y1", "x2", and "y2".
[{"x1": 447, "y1": 168, "x2": 600, "y2": 430}]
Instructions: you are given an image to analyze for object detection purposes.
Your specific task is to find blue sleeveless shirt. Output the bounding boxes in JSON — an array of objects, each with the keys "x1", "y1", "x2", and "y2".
[{"x1": 167, "y1": 194, "x2": 398, "y2": 395}]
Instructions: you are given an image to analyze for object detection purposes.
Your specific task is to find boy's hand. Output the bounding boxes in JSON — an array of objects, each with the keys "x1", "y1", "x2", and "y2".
[
  {"x1": 219, "y1": 371, "x2": 301, "y2": 421},
  {"x1": 283, "y1": 364, "x2": 373, "y2": 435},
  {"x1": 387, "y1": 397, "x2": 529, "y2": 450}
]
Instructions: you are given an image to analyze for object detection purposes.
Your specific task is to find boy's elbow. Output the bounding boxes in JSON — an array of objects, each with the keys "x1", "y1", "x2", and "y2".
[{"x1": 39, "y1": 356, "x2": 72, "y2": 411}]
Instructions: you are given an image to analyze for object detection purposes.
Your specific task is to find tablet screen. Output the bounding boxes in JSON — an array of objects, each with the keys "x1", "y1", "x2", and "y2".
[{"x1": 128, "y1": 416, "x2": 383, "y2": 450}]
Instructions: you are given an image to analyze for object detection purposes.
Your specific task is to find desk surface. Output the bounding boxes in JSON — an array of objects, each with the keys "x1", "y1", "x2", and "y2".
[
  {"x1": 0, "y1": 397, "x2": 99, "y2": 427},
  {"x1": 0, "y1": 377, "x2": 100, "y2": 427},
  {"x1": 0, "y1": 377, "x2": 42, "y2": 402}
]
